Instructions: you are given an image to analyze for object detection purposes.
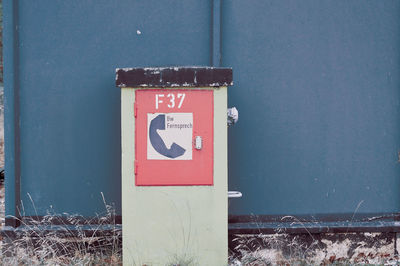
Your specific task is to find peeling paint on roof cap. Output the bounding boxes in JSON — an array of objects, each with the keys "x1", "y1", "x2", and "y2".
[{"x1": 115, "y1": 66, "x2": 233, "y2": 88}]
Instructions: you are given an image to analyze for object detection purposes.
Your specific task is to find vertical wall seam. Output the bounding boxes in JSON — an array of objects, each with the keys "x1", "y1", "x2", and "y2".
[
  {"x1": 13, "y1": 0, "x2": 21, "y2": 227},
  {"x1": 212, "y1": 0, "x2": 222, "y2": 67},
  {"x1": 4, "y1": 0, "x2": 21, "y2": 227}
]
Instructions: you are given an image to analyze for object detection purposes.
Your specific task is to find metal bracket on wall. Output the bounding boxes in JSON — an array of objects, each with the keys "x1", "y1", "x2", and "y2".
[
  {"x1": 228, "y1": 191, "x2": 242, "y2": 198},
  {"x1": 227, "y1": 107, "x2": 239, "y2": 126}
]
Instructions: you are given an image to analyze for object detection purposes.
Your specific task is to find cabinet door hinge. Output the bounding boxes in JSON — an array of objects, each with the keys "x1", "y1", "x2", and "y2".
[
  {"x1": 134, "y1": 102, "x2": 137, "y2": 117},
  {"x1": 134, "y1": 160, "x2": 138, "y2": 175}
]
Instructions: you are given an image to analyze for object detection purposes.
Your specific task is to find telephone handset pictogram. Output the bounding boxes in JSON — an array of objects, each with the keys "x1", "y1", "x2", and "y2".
[{"x1": 149, "y1": 114, "x2": 186, "y2": 158}]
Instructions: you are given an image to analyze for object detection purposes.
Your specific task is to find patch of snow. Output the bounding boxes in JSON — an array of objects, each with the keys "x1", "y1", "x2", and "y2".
[
  {"x1": 321, "y1": 238, "x2": 351, "y2": 259},
  {"x1": 253, "y1": 249, "x2": 285, "y2": 264}
]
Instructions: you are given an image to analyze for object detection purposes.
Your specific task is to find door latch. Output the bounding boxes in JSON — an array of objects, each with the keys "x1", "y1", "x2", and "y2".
[{"x1": 195, "y1": 136, "x2": 202, "y2": 150}]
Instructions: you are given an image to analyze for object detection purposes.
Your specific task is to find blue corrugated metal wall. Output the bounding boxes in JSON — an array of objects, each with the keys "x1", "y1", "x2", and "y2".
[
  {"x1": 4, "y1": 0, "x2": 400, "y2": 222},
  {"x1": 224, "y1": 0, "x2": 400, "y2": 217},
  {"x1": 4, "y1": 0, "x2": 212, "y2": 218}
]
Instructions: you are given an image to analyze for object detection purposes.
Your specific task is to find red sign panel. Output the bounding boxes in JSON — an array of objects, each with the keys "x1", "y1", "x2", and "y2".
[{"x1": 135, "y1": 89, "x2": 213, "y2": 186}]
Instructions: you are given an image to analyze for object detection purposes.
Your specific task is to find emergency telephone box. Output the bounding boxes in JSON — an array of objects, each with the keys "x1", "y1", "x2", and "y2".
[
  {"x1": 117, "y1": 67, "x2": 233, "y2": 265},
  {"x1": 135, "y1": 89, "x2": 213, "y2": 186}
]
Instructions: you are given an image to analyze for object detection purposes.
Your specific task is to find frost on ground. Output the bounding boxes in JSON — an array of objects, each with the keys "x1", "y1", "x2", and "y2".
[{"x1": 229, "y1": 232, "x2": 400, "y2": 265}]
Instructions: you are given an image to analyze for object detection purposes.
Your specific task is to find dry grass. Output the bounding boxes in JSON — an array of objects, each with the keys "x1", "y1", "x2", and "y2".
[{"x1": 0, "y1": 192, "x2": 122, "y2": 265}]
